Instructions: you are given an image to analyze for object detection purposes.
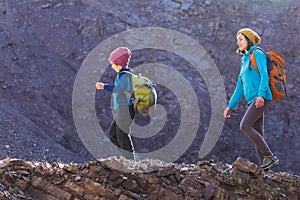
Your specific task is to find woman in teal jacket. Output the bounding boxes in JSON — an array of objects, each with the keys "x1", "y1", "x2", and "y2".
[{"x1": 223, "y1": 28, "x2": 278, "y2": 170}]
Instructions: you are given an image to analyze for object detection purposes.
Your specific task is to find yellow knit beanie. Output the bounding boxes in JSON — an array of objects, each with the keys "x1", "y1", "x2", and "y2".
[{"x1": 237, "y1": 28, "x2": 261, "y2": 45}]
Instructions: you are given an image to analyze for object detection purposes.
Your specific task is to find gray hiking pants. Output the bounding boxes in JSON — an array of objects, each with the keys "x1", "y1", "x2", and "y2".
[
  {"x1": 108, "y1": 105, "x2": 135, "y2": 159},
  {"x1": 240, "y1": 100, "x2": 272, "y2": 164}
]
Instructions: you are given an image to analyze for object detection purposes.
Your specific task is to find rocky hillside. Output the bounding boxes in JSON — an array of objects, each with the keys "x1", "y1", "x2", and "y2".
[
  {"x1": 1, "y1": 157, "x2": 299, "y2": 199},
  {"x1": 0, "y1": 0, "x2": 299, "y2": 184}
]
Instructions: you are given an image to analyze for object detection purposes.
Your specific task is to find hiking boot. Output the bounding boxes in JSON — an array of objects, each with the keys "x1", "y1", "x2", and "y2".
[{"x1": 260, "y1": 155, "x2": 279, "y2": 169}]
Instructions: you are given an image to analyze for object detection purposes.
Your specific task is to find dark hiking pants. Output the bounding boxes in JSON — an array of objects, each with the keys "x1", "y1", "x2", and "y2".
[
  {"x1": 240, "y1": 100, "x2": 272, "y2": 164},
  {"x1": 108, "y1": 105, "x2": 135, "y2": 153}
]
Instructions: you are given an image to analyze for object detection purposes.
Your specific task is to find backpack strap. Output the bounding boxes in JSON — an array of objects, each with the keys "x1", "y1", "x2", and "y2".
[
  {"x1": 119, "y1": 71, "x2": 140, "y2": 109},
  {"x1": 124, "y1": 89, "x2": 139, "y2": 110},
  {"x1": 119, "y1": 70, "x2": 134, "y2": 76},
  {"x1": 119, "y1": 71, "x2": 132, "y2": 96},
  {"x1": 250, "y1": 49, "x2": 258, "y2": 72},
  {"x1": 250, "y1": 47, "x2": 264, "y2": 73}
]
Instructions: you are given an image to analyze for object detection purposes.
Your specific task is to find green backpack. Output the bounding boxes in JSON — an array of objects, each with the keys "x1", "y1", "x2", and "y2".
[{"x1": 121, "y1": 71, "x2": 157, "y2": 116}]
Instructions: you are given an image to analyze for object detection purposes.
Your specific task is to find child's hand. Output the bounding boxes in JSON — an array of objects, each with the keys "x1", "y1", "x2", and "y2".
[{"x1": 96, "y1": 82, "x2": 104, "y2": 90}]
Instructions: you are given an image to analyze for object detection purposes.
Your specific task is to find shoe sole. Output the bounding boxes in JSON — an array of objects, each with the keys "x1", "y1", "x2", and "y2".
[{"x1": 261, "y1": 159, "x2": 279, "y2": 169}]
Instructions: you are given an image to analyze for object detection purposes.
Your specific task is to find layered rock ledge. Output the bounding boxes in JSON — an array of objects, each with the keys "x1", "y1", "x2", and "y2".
[{"x1": 0, "y1": 157, "x2": 299, "y2": 200}]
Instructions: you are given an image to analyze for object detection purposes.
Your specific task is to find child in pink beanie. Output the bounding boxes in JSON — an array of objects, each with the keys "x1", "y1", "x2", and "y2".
[{"x1": 96, "y1": 47, "x2": 135, "y2": 160}]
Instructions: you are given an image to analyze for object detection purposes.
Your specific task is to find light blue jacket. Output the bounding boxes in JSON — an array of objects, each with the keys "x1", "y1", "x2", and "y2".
[{"x1": 228, "y1": 46, "x2": 272, "y2": 109}]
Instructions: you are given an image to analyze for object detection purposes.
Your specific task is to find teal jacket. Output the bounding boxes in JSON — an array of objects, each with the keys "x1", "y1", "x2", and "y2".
[{"x1": 228, "y1": 46, "x2": 272, "y2": 109}]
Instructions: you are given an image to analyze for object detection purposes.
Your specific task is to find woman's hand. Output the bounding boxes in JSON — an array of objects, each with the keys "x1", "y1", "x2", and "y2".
[
  {"x1": 96, "y1": 82, "x2": 104, "y2": 90},
  {"x1": 255, "y1": 96, "x2": 264, "y2": 108},
  {"x1": 223, "y1": 108, "x2": 232, "y2": 118}
]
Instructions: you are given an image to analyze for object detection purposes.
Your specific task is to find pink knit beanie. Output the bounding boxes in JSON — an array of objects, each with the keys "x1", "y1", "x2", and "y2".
[{"x1": 108, "y1": 47, "x2": 132, "y2": 67}]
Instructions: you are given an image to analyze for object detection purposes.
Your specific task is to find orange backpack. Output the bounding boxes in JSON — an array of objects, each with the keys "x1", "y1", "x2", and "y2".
[{"x1": 250, "y1": 47, "x2": 288, "y2": 102}]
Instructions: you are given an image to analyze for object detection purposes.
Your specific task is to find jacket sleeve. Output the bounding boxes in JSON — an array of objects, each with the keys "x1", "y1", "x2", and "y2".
[
  {"x1": 111, "y1": 73, "x2": 131, "y2": 94},
  {"x1": 228, "y1": 75, "x2": 244, "y2": 109},
  {"x1": 104, "y1": 84, "x2": 115, "y2": 92},
  {"x1": 254, "y1": 50, "x2": 269, "y2": 98},
  {"x1": 103, "y1": 73, "x2": 131, "y2": 93}
]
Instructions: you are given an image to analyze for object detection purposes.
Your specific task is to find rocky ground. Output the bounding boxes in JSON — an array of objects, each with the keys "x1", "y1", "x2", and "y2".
[
  {"x1": 0, "y1": 157, "x2": 299, "y2": 199},
  {"x1": 0, "y1": 0, "x2": 299, "y2": 198}
]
